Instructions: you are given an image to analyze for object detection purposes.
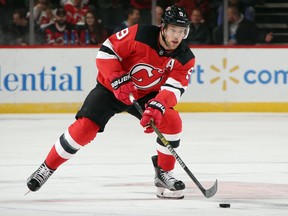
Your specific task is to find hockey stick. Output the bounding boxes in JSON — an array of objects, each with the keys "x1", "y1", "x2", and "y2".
[{"x1": 129, "y1": 95, "x2": 218, "y2": 198}]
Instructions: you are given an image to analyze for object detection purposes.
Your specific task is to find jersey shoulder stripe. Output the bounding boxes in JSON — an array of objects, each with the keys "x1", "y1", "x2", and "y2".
[
  {"x1": 134, "y1": 24, "x2": 159, "y2": 51},
  {"x1": 172, "y1": 42, "x2": 195, "y2": 66}
]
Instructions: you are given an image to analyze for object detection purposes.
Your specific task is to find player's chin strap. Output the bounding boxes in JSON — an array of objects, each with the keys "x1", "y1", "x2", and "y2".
[
  {"x1": 129, "y1": 94, "x2": 218, "y2": 199},
  {"x1": 161, "y1": 29, "x2": 170, "y2": 48}
]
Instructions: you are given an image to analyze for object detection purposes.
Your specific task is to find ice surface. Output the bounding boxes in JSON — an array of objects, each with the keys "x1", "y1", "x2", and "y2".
[{"x1": 0, "y1": 113, "x2": 287, "y2": 216}]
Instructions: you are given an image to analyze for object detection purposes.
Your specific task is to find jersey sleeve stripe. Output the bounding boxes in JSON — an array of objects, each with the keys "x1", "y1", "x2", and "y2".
[
  {"x1": 97, "y1": 39, "x2": 123, "y2": 61},
  {"x1": 162, "y1": 83, "x2": 185, "y2": 95},
  {"x1": 161, "y1": 77, "x2": 186, "y2": 102},
  {"x1": 97, "y1": 49, "x2": 119, "y2": 60},
  {"x1": 160, "y1": 85, "x2": 182, "y2": 102},
  {"x1": 163, "y1": 77, "x2": 186, "y2": 94}
]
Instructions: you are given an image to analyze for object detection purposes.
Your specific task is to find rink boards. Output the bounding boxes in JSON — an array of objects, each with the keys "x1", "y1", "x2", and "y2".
[{"x1": 0, "y1": 46, "x2": 287, "y2": 113}]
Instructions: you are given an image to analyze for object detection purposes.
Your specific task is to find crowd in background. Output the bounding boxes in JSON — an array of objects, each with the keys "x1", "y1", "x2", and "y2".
[{"x1": 0, "y1": 0, "x2": 272, "y2": 46}]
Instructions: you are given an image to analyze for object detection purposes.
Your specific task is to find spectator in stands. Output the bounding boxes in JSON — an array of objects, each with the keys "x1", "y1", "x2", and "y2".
[
  {"x1": 30, "y1": 0, "x2": 50, "y2": 22},
  {"x1": 186, "y1": 8, "x2": 211, "y2": 45},
  {"x1": 157, "y1": 0, "x2": 174, "y2": 10},
  {"x1": 1, "y1": 0, "x2": 31, "y2": 44},
  {"x1": 44, "y1": 7, "x2": 77, "y2": 45},
  {"x1": 63, "y1": 0, "x2": 89, "y2": 25},
  {"x1": 214, "y1": 6, "x2": 273, "y2": 45},
  {"x1": 0, "y1": 0, "x2": 6, "y2": 44},
  {"x1": 96, "y1": 0, "x2": 128, "y2": 36},
  {"x1": 76, "y1": 10, "x2": 108, "y2": 45},
  {"x1": 154, "y1": 5, "x2": 164, "y2": 26},
  {"x1": 130, "y1": 0, "x2": 151, "y2": 24},
  {"x1": 28, "y1": 0, "x2": 54, "y2": 30},
  {"x1": 38, "y1": 6, "x2": 54, "y2": 30},
  {"x1": 113, "y1": 7, "x2": 140, "y2": 34},
  {"x1": 6, "y1": 8, "x2": 29, "y2": 45},
  {"x1": 217, "y1": 0, "x2": 257, "y2": 26},
  {"x1": 175, "y1": 0, "x2": 211, "y2": 23}
]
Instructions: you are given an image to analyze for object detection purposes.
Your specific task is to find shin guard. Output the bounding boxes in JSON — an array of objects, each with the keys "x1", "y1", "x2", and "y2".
[{"x1": 45, "y1": 117, "x2": 100, "y2": 169}]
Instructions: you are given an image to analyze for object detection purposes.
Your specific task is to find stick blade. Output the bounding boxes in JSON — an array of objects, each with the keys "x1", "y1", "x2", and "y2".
[{"x1": 203, "y1": 179, "x2": 218, "y2": 198}]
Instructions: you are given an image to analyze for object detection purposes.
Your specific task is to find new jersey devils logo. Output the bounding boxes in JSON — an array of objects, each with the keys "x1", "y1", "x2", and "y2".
[{"x1": 130, "y1": 64, "x2": 165, "y2": 89}]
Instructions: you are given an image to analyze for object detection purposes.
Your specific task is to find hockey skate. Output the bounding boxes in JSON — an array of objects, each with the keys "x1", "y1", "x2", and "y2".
[
  {"x1": 26, "y1": 162, "x2": 55, "y2": 192},
  {"x1": 151, "y1": 155, "x2": 185, "y2": 199}
]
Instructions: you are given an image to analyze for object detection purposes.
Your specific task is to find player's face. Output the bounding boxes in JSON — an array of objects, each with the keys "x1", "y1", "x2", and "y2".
[{"x1": 161, "y1": 24, "x2": 187, "y2": 50}]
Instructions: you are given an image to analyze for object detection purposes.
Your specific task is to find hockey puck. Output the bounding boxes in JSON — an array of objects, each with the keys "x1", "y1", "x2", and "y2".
[{"x1": 219, "y1": 203, "x2": 230, "y2": 208}]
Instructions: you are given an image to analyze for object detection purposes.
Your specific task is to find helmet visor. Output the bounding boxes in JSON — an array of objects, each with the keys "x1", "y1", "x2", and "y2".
[{"x1": 164, "y1": 24, "x2": 189, "y2": 39}]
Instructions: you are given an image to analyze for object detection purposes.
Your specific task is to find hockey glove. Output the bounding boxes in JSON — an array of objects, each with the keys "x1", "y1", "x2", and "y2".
[
  {"x1": 140, "y1": 100, "x2": 165, "y2": 133},
  {"x1": 111, "y1": 74, "x2": 138, "y2": 105}
]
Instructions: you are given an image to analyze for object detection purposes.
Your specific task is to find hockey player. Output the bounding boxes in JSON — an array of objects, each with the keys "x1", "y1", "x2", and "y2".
[{"x1": 27, "y1": 5, "x2": 195, "y2": 199}]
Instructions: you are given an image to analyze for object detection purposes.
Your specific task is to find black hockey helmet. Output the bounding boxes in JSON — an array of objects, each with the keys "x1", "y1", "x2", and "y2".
[
  {"x1": 161, "y1": 5, "x2": 190, "y2": 38},
  {"x1": 161, "y1": 5, "x2": 190, "y2": 27}
]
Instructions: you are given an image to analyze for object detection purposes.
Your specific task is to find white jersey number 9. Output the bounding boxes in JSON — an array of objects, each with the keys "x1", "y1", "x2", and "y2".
[
  {"x1": 186, "y1": 67, "x2": 194, "y2": 80},
  {"x1": 116, "y1": 28, "x2": 129, "y2": 40}
]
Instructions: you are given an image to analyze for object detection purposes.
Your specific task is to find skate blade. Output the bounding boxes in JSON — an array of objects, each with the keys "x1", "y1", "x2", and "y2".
[
  {"x1": 156, "y1": 187, "x2": 184, "y2": 199},
  {"x1": 24, "y1": 190, "x2": 31, "y2": 196}
]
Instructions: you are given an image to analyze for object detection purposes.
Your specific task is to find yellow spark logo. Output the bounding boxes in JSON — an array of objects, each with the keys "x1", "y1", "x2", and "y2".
[{"x1": 210, "y1": 58, "x2": 240, "y2": 91}]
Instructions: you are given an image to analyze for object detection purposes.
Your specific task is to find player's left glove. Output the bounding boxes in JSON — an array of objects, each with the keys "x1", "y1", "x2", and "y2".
[{"x1": 140, "y1": 100, "x2": 165, "y2": 133}]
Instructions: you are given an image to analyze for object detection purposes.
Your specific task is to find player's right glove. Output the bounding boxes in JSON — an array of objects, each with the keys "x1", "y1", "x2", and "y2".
[
  {"x1": 140, "y1": 100, "x2": 165, "y2": 133},
  {"x1": 111, "y1": 74, "x2": 138, "y2": 105}
]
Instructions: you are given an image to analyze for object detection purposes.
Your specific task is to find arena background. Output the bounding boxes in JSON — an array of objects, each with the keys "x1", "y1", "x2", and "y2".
[{"x1": 0, "y1": 46, "x2": 287, "y2": 113}]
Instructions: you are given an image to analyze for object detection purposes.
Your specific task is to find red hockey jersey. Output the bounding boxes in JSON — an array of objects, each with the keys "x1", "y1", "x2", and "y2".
[
  {"x1": 96, "y1": 24, "x2": 195, "y2": 108},
  {"x1": 44, "y1": 24, "x2": 78, "y2": 45},
  {"x1": 64, "y1": 2, "x2": 88, "y2": 25}
]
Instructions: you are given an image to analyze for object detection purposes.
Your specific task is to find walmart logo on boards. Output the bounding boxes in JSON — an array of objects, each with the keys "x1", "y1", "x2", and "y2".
[
  {"x1": 210, "y1": 58, "x2": 239, "y2": 91},
  {"x1": 189, "y1": 58, "x2": 288, "y2": 91}
]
